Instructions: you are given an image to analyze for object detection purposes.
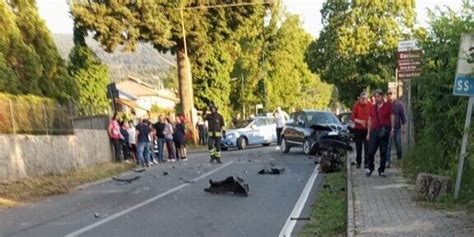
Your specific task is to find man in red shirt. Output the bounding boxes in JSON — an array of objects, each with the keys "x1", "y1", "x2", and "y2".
[
  {"x1": 366, "y1": 89, "x2": 395, "y2": 177},
  {"x1": 351, "y1": 91, "x2": 373, "y2": 169}
]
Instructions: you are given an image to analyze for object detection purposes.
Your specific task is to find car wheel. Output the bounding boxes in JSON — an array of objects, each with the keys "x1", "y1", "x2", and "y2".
[
  {"x1": 221, "y1": 147, "x2": 228, "y2": 151},
  {"x1": 281, "y1": 138, "x2": 290, "y2": 153},
  {"x1": 237, "y1": 137, "x2": 247, "y2": 150},
  {"x1": 303, "y1": 139, "x2": 314, "y2": 155},
  {"x1": 262, "y1": 143, "x2": 271, "y2": 146}
]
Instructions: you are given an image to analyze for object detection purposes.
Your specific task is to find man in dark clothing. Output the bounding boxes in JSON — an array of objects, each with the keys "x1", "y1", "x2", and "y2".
[
  {"x1": 386, "y1": 88, "x2": 406, "y2": 167},
  {"x1": 153, "y1": 116, "x2": 166, "y2": 163},
  {"x1": 351, "y1": 91, "x2": 373, "y2": 169},
  {"x1": 366, "y1": 89, "x2": 394, "y2": 177},
  {"x1": 136, "y1": 119, "x2": 151, "y2": 168},
  {"x1": 205, "y1": 104, "x2": 225, "y2": 164}
]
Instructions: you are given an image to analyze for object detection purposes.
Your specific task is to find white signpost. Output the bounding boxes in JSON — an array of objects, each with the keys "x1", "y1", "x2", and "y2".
[{"x1": 453, "y1": 34, "x2": 474, "y2": 199}]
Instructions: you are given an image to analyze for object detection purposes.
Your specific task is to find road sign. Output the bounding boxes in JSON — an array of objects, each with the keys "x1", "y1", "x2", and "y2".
[
  {"x1": 453, "y1": 76, "x2": 474, "y2": 96},
  {"x1": 397, "y1": 49, "x2": 423, "y2": 80},
  {"x1": 456, "y1": 34, "x2": 474, "y2": 75},
  {"x1": 398, "y1": 40, "x2": 420, "y2": 52},
  {"x1": 454, "y1": 34, "x2": 474, "y2": 199}
]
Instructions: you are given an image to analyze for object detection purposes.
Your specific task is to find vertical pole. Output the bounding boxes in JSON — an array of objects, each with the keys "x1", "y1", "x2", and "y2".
[
  {"x1": 180, "y1": 8, "x2": 198, "y2": 145},
  {"x1": 69, "y1": 100, "x2": 75, "y2": 133},
  {"x1": 454, "y1": 96, "x2": 474, "y2": 199},
  {"x1": 8, "y1": 100, "x2": 16, "y2": 134},
  {"x1": 241, "y1": 74, "x2": 245, "y2": 119},
  {"x1": 42, "y1": 104, "x2": 49, "y2": 135},
  {"x1": 396, "y1": 68, "x2": 400, "y2": 98},
  {"x1": 407, "y1": 80, "x2": 412, "y2": 152}
]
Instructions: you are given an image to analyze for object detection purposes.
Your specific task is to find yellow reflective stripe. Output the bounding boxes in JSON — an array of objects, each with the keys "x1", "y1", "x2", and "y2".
[
  {"x1": 214, "y1": 151, "x2": 222, "y2": 158},
  {"x1": 210, "y1": 132, "x2": 222, "y2": 137},
  {"x1": 209, "y1": 149, "x2": 216, "y2": 155}
]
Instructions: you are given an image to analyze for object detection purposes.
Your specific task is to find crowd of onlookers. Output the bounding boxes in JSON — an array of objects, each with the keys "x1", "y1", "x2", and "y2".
[
  {"x1": 108, "y1": 113, "x2": 209, "y2": 168},
  {"x1": 351, "y1": 88, "x2": 406, "y2": 177}
]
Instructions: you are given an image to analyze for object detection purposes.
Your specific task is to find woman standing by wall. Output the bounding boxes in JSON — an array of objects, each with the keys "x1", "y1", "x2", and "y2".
[
  {"x1": 108, "y1": 113, "x2": 122, "y2": 161},
  {"x1": 163, "y1": 117, "x2": 176, "y2": 162},
  {"x1": 127, "y1": 120, "x2": 137, "y2": 163},
  {"x1": 174, "y1": 116, "x2": 187, "y2": 161},
  {"x1": 120, "y1": 121, "x2": 131, "y2": 162}
]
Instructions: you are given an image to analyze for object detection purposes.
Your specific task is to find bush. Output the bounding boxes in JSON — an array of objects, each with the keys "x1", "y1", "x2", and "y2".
[
  {"x1": 0, "y1": 93, "x2": 72, "y2": 134},
  {"x1": 403, "y1": 4, "x2": 474, "y2": 204}
]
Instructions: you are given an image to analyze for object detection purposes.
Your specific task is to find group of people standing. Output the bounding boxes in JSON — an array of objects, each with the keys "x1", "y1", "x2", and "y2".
[
  {"x1": 351, "y1": 88, "x2": 406, "y2": 177},
  {"x1": 108, "y1": 114, "x2": 188, "y2": 168}
]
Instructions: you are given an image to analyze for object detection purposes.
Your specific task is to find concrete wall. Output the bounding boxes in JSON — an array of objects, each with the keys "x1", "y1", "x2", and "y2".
[{"x1": 0, "y1": 129, "x2": 112, "y2": 181}]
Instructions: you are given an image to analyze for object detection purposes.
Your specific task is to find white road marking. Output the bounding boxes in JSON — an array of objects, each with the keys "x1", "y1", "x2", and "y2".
[
  {"x1": 65, "y1": 161, "x2": 234, "y2": 237},
  {"x1": 278, "y1": 164, "x2": 320, "y2": 237}
]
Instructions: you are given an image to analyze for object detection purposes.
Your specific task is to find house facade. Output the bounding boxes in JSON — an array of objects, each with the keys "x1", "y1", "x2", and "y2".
[{"x1": 115, "y1": 77, "x2": 179, "y2": 118}]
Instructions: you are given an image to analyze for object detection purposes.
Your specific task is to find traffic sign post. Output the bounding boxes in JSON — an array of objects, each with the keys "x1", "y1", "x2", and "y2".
[
  {"x1": 453, "y1": 34, "x2": 474, "y2": 199},
  {"x1": 397, "y1": 40, "x2": 422, "y2": 153}
]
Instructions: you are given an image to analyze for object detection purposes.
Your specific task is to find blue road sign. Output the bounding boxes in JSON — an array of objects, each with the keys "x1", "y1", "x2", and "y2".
[{"x1": 453, "y1": 75, "x2": 474, "y2": 96}]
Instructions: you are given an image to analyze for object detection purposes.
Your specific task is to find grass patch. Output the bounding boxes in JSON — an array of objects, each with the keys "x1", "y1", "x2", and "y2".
[
  {"x1": 0, "y1": 162, "x2": 135, "y2": 209},
  {"x1": 299, "y1": 170, "x2": 347, "y2": 237},
  {"x1": 402, "y1": 143, "x2": 474, "y2": 214}
]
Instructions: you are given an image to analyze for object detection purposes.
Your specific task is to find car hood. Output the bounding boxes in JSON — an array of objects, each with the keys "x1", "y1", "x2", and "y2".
[{"x1": 226, "y1": 128, "x2": 252, "y2": 135}]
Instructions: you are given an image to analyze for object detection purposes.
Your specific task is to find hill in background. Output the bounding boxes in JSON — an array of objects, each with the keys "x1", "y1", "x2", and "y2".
[{"x1": 54, "y1": 34, "x2": 176, "y2": 88}]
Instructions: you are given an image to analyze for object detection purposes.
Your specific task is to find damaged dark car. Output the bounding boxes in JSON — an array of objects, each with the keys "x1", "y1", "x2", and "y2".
[{"x1": 280, "y1": 110, "x2": 350, "y2": 155}]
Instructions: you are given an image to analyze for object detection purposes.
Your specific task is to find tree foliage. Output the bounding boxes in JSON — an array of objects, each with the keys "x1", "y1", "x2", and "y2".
[
  {"x1": 10, "y1": 0, "x2": 73, "y2": 101},
  {"x1": 71, "y1": 0, "x2": 268, "y2": 120},
  {"x1": 0, "y1": 0, "x2": 42, "y2": 95},
  {"x1": 264, "y1": 14, "x2": 333, "y2": 111},
  {"x1": 403, "y1": 3, "x2": 474, "y2": 201},
  {"x1": 0, "y1": 0, "x2": 72, "y2": 101},
  {"x1": 306, "y1": 0, "x2": 415, "y2": 105},
  {"x1": 68, "y1": 26, "x2": 110, "y2": 116}
]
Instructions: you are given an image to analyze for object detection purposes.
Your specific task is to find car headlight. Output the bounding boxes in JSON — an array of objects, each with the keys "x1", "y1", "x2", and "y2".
[{"x1": 226, "y1": 133, "x2": 236, "y2": 139}]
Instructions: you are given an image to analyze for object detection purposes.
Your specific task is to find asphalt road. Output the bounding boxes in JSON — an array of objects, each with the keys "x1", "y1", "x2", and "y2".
[{"x1": 0, "y1": 146, "x2": 323, "y2": 237}]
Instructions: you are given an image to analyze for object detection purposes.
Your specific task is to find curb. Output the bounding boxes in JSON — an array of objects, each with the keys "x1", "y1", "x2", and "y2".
[{"x1": 347, "y1": 153, "x2": 355, "y2": 237}]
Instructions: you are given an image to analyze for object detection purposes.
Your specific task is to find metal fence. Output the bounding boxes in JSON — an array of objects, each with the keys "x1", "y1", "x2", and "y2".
[
  {"x1": 72, "y1": 115, "x2": 110, "y2": 130},
  {"x1": 0, "y1": 99, "x2": 74, "y2": 135}
]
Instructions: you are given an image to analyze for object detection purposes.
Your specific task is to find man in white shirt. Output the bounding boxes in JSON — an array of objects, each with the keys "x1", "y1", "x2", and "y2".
[{"x1": 273, "y1": 107, "x2": 289, "y2": 150}]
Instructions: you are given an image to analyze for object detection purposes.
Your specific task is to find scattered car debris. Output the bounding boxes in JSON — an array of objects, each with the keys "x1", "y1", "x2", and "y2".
[
  {"x1": 290, "y1": 217, "x2": 310, "y2": 221},
  {"x1": 112, "y1": 176, "x2": 141, "y2": 183},
  {"x1": 204, "y1": 176, "x2": 249, "y2": 196},
  {"x1": 163, "y1": 172, "x2": 169, "y2": 176},
  {"x1": 258, "y1": 168, "x2": 285, "y2": 175},
  {"x1": 134, "y1": 168, "x2": 146, "y2": 173},
  {"x1": 94, "y1": 212, "x2": 101, "y2": 218},
  {"x1": 184, "y1": 180, "x2": 195, "y2": 184}
]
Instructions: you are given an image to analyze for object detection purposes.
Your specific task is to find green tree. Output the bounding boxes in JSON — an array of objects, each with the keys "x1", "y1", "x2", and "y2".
[
  {"x1": 68, "y1": 26, "x2": 110, "y2": 116},
  {"x1": 71, "y1": 0, "x2": 268, "y2": 122},
  {"x1": 265, "y1": 14, "x2": 333, "y2": 111},
  {"x1": 9, "y1": 0, "x2": 73, "y2": 101},
  {"x1": 306, "y1": 0, "x2": 415, "y2": 105},
  {"x1": 404, "y1": 2, "x2": 474, "y2": 201},
  {"x1": 0, "y1": 0, "x2": 42, "y2": 95}
]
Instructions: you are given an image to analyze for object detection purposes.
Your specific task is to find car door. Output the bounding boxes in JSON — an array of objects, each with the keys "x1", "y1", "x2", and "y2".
[
  {"x1": 283, "y1": 113, "x2": 297, "y2": 143},
  {"x1": 257, "y1": 117, "x2": 275, "y2": 143},
  {"x1": 294, "y1": 112, "x2": 308, "y2": 144},
  {"x1": 265, "y1": 117, "x2": 277, "y2": 143},
  {"x1": 248, "y1": 118, "x2": 266, "y2": 145}
]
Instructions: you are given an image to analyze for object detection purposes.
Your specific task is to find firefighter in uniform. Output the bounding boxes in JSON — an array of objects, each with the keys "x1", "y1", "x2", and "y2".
[{"x1": 205, "y1": 104, "x2": 225, "y2": 164}]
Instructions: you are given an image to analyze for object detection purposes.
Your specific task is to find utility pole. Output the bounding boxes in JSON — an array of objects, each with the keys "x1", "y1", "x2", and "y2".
[{"x1": 180, "y1": 8, "x2": 198, "y2": 144}]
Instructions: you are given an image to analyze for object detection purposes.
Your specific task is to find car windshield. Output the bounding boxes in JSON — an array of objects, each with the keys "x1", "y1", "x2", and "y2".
[
  {"x1": 233, "y1": 119, "x2": 253, "y2": 128},
  {"x1": 307, "y1": 112, "x2": 340, "y2": 126}
]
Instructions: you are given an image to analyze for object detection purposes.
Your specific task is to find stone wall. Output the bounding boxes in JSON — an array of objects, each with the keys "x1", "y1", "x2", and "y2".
[{"x1": 0, "y1": 129, "x2": 112, "y2": 181}]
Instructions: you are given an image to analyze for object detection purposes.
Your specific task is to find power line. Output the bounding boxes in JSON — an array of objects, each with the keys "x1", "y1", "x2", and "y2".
[{"x1": 175, "y1": 1, "x2": 274, "y2": 11}]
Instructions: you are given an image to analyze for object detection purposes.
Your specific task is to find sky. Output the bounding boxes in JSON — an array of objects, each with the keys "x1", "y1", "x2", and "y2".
[{"x1": 37, "y1": 0, "x2": 463, "y2": 37}]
